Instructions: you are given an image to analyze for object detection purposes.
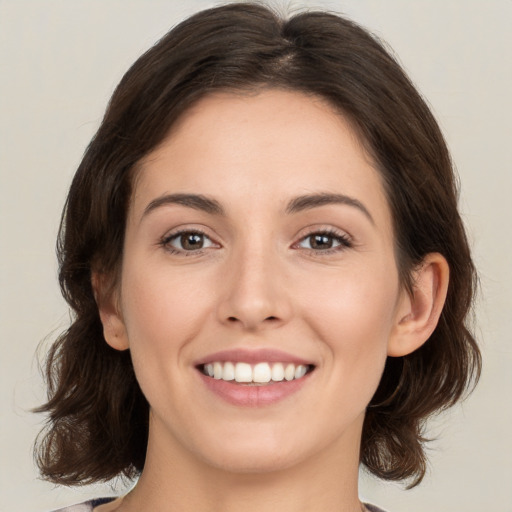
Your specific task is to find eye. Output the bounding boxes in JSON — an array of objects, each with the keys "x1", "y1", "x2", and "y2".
[
  {"x1": 161, "y1": 229, "x2": 217, "y2": 254},
  {"x1": 296, "y1": 230, "x2": 352, "y2": 252}
]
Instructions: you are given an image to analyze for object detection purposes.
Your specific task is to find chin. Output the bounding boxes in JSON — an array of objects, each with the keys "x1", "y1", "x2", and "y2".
[
  {"x1": 175, "y1": 420, "x2": 306, "y2": 474},
  {"x1": 203, "y1": 445, "x2": 304, "y2": 475}
]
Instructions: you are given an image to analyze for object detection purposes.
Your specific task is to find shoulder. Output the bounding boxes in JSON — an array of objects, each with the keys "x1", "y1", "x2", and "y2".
[{"x1": 51, "y1": 498, "x2": 116, "y2": 512}]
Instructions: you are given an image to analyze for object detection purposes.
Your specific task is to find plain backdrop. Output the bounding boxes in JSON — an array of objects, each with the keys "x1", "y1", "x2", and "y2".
[{"x1": 1, "y1": 1, "x2": 511, "y2": 511}]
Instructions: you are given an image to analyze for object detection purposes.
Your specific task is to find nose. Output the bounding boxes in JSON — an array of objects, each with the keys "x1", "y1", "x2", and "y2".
[{"x1": 216, "y1": 243, "x2": 292, "y2": 331}]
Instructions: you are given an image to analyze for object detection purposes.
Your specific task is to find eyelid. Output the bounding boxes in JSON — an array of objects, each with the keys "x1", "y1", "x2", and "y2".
[
  {"x1": 158, "y1": 224, "x2": 353, "y2": 256},
  {"x1": 159, "y1": 226, "x2": 221, "y2": 255},
  {"x1": 292, "y1": 226, "x2": 353, "y2": 253}
]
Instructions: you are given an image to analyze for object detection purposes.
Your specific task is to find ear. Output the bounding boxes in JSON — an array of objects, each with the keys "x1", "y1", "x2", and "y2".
[
  {"x1": 387, "y1": 253, "x2": 449, "y2": 357},
  {"x1": 91, "y1": 271, "x2": 129, "y2": 351}
]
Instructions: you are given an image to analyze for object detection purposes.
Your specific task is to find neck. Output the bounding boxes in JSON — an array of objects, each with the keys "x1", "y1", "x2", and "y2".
[{"x1": 117, "y1": 413, "x2": 364, "y2": 512}]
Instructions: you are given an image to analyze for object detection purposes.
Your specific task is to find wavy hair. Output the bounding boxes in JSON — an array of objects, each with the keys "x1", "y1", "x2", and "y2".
[{"x1": 35, "y1": 2, "x2": 481, "y2": 488}]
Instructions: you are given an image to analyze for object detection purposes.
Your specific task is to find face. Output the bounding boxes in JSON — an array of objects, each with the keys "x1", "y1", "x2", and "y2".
[{"x1": 105, "y1": 89, "x2": 411, "y2": 474}]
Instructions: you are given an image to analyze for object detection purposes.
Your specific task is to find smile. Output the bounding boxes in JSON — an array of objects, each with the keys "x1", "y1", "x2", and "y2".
[
  {"x1": 201, "y1": 361, "x2": 313, "y2": 384},
  {"x1": 195, "y1": 349, "x2": 316, "y2": 406}
]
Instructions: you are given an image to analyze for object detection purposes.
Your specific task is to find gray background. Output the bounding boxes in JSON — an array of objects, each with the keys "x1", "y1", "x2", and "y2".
[{"x1": 1, "y1": 1, "x2": 511, "y2": 511}]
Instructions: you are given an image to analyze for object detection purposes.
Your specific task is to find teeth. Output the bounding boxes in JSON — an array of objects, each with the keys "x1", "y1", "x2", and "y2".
[
  {"x1": 284, "y1": 363, "x2": 295, "y2": 381},
  {"x1": 235, "y1": 362, "x2": 252, "y2": 383},
  {"x1": 202, "y1": 361, "x2": 311, "y2": 383},
  {"x1": 253, "y1": 362, "x2": 271, "y2": 383},
  {"x1": 223, "y1": 361, "x2": 235, "y2": 381},
  {"x1": 213, "y1": 362, "x2": 223, "y2": 379},
  {"x1": 271, "y1": 362, "x2": 284, "y2": 382},
  {"x1": 295, "y1": 365, "x2": 307, "y2": 379}
]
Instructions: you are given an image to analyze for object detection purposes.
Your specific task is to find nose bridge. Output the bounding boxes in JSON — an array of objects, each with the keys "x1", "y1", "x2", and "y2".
[{"x1": 218, "y1": 232, "x2": 290, "y2": 329}]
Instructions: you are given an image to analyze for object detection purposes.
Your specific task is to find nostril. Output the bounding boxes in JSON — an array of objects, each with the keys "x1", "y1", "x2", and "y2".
[{"x1": 224, "y1": 314, "x2": 281, "y2": 327}]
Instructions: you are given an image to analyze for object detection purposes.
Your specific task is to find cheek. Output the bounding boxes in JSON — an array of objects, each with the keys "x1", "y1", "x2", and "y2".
[
  {"x1": 303, "y1": 260, "x2": 399, "y2": 332},
  {"x1": 120, "y1": 262, "x2": 215, "y2": 361},
  {"x1": 299, "y1": 261, "x2": 399, "y2": 379},
  {"x1": 118, "y1": 263, "x2": 218, "y2": 420}
]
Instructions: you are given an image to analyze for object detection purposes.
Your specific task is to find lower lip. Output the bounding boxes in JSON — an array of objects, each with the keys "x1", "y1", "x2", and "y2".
[{"x1": 198, "y1": 371, "x2": 311, "y2": 407}]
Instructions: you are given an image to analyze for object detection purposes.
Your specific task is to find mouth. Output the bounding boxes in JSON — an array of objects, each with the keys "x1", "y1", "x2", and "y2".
[
  {"x1": 198, "y1": 361, "x2": 315, "y2": 385},
  {"x1": 195, "y1": 348, "x2": 316, "y2": 406}
]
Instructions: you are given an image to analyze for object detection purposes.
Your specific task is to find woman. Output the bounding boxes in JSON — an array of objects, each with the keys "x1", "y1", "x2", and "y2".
[{"x1": 35, "y1": 3, "x2": 481, "y2": 511}]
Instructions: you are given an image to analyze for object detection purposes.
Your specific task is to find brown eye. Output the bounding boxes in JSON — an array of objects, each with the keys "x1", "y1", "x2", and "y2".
[
  {"x1": 309, "y1": 234, "x2": 335, "y2": 249},
  {"x1": 180, "y1": 233, "x2": 205, "y2": 250},
  {"x1": 163, "y1": 230, "x2": 215, "y2": 253},
  {"x1": 297, "y1": 231, "x2": 351, "y2": 252}
]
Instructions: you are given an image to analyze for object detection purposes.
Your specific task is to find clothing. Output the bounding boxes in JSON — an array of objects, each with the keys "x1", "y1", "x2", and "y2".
[
  {"x1": 366, "y1": 505, "x2": 388, "y2": 512},
  {"x1": 51, "y1": 498, "x2": 116, "y2": 511},
  {"x1": 52, "y1": 498, "x2": 388, "y2": 511}
]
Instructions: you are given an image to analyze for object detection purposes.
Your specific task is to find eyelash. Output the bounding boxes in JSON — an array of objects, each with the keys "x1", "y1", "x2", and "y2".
[
  {"x1": 159, "y1": 228, "x2": 214, "y2": 257},
  {"x1": 159, "y1": 228, "x2": 353, "y2": 256},
  {"x1": 295, "y1": 228, "x2": 353, "y2": 254}
]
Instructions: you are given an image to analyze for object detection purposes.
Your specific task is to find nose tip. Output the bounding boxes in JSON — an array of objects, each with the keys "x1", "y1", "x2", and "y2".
[
  {"x1": 222, "y1": 298, "x2": 286, "y2": 331},
  {"x1": 217, "y1": 257, "x2": 291, "y2": 331}
]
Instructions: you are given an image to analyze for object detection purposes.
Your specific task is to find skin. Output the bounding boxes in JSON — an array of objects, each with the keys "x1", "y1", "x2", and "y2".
[{"x1": 95, "y1": 89, "x2": 449, "y2": 512}]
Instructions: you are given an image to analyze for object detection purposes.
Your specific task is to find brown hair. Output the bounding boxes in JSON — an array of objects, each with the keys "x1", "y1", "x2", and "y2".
[{"x1": 35, "y1": 2, "x2": 480, "y2": 488}]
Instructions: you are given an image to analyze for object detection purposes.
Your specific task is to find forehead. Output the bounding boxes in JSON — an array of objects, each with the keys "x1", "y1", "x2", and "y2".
[{"x1": 132, "y1": 89, "x2": 391, "y2": 230}]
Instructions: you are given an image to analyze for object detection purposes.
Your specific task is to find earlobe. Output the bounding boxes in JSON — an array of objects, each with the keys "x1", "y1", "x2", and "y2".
[
  {"x1": 388, "y1": 253, "x2": 449, "y2": 357},
  {"x1": 91, "y1": 272, "x2": 129, "y2": 351}
]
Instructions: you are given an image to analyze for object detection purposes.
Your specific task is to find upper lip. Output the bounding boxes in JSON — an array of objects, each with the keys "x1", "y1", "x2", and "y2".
[{"x1": 195, "y1": 348, "x2": 315, "y2": 367}]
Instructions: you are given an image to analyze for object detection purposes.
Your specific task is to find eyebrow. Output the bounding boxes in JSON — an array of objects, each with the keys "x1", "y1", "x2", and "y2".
[
  {"x1": 285, "y1": 192, "x2": 374, "y2": 224},
  {"x1": 143, "y1": 193, "x2": 224, "y2": 217},
  {"x1": 142, "y1": 192, "x2": 374, "y2": 224}
]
